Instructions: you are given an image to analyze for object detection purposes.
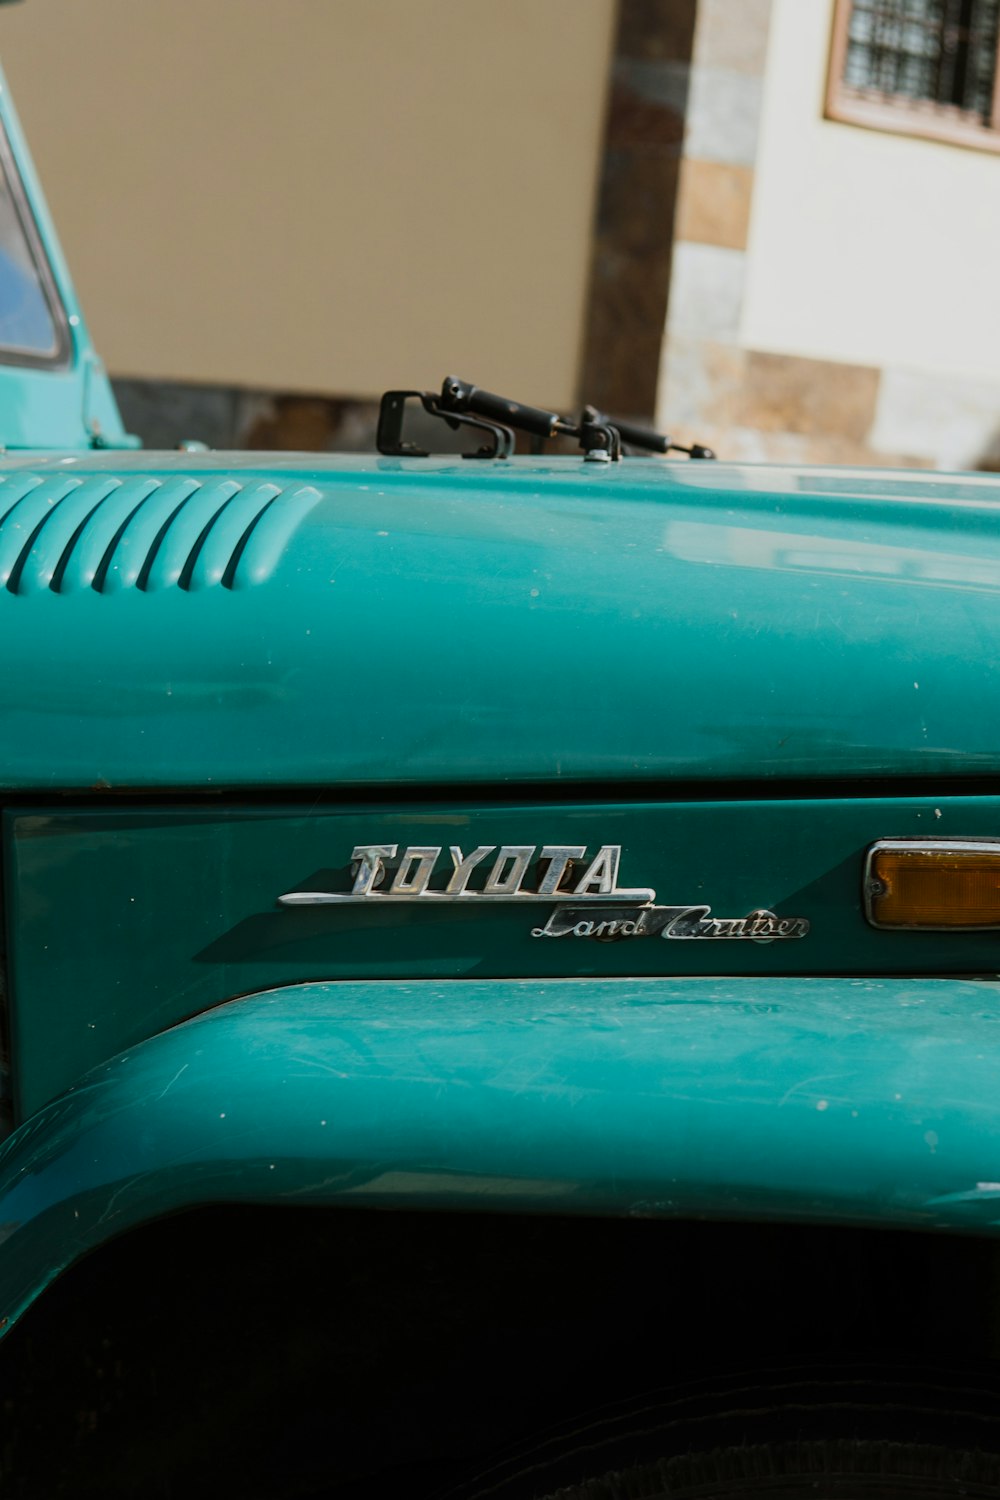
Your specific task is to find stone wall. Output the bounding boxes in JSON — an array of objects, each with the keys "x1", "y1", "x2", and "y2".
[
  {"x1": 577, "y1": 0, "x2": 697, "y2": 419},
  {"x1": 656, "y1": 0, "x2": 934, "y2": 468},
  {"x1": 653, "y1": 0, "x2": 1000, "y2": 468}
]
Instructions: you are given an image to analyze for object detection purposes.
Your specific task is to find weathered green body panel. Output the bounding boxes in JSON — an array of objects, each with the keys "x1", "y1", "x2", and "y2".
[
  {"x1": 2, "y1": 976, "x2": 1000, "y2": 1333},
  {"x1": 0, "y1": 452, "x2": 999, "y2": 789},
  {"x1": 2, "y1": 444, "x2": 1000, "y2": 1340},
  {"x1": 9, "y1": 792, "x2": 1000, "y2": 1119}
]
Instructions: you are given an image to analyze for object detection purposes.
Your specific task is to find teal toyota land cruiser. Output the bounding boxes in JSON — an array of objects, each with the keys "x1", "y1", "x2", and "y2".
[{"x1": 5, "y1": 41, "x2": 1000, "y2": 1500}]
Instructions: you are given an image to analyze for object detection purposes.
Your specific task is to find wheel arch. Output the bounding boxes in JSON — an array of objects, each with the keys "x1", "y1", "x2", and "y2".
[{"x1": 3, "y1": 975, "x2": 1000, "y2": 1336}]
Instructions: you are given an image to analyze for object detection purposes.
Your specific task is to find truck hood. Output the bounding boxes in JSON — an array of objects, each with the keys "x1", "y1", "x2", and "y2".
[{"x1": 1, "y1": 451, "x2": 999, "y2": 791}]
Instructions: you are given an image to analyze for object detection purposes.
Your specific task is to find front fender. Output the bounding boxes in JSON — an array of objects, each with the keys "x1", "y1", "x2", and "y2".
[{"x1": 1, "y1": 976, "x2": 1000, "y2": 1335}]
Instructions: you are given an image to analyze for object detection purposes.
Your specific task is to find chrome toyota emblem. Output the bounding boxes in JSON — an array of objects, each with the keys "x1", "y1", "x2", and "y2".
[{"x1": 279, "y1": 843, "x2": 809, "y2": 942}]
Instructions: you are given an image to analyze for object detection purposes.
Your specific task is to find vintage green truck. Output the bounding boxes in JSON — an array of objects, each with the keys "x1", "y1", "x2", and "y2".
[{"x1": 4, "y1": 39, "x2": 1000, "y2": 1500}]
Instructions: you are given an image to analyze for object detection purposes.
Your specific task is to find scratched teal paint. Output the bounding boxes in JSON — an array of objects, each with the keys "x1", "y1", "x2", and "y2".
[
  {"x1": 9, "y1": 794, "x2": 1000, "y2": 1119},
  {"x1": 0, "y1": 451, "x2": 999, "y2": 789},
  {"x1": 1, "y1": 976, "x2": 999, "y2": 1336}
]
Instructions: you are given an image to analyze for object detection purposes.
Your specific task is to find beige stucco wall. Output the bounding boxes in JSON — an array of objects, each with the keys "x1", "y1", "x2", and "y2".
[
  {"x1": 0, "y1": 0, "x2": 615, "y2": 407},
  {"x1": 743, "y1": 0, "x2": 1000, "y2": 384}
]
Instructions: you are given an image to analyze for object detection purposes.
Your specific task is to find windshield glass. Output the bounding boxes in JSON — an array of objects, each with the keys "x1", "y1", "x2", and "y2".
[{"x1": 0, "y1": 152, "x2": 58, "y2": 357}]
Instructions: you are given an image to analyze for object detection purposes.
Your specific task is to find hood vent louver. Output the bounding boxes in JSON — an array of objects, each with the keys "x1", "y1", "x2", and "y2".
[{"x1": 0, "y1": 473, "x2": 322, "y2": 595}]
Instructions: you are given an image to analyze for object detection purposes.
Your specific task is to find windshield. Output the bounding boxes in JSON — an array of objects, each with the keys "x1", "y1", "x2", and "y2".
[{"x1": 0, "y1": 146, "x2": 59, "y2": 359}]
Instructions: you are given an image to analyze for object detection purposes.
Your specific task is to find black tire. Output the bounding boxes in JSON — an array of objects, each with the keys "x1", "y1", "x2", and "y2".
[{"x1": 445, "y1": 1364, "x2": 1000, "y2": 1500}]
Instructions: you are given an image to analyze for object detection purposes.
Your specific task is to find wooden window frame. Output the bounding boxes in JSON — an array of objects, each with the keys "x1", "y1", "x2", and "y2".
[{"x1": 826, "y1": 0, "x2": 1000, "y2": 153}]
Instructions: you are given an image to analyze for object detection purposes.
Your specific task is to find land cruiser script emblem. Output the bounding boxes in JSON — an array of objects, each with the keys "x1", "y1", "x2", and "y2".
[{"x1": 278, "y1": 844, "x2": 810, "y2": 943}]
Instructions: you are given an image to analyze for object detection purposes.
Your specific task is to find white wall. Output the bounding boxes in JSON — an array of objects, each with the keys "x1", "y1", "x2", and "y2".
[
  {"x1": 743, "y1": 0, "x2": 1000, "y2": 386},
  {"x1": 0, "y1": 0, "x2": 614, "y2": 406}
]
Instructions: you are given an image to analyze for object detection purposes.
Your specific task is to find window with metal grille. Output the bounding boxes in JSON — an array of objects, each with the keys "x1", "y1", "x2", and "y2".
[{"x1": 827, "y1": 0, "x2": 1000, "y2": 149}]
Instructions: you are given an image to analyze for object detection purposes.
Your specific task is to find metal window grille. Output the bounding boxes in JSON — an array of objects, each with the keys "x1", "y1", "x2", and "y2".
[{"x1": 843, "y1": 0, "x2": 1000, "y2": 123}]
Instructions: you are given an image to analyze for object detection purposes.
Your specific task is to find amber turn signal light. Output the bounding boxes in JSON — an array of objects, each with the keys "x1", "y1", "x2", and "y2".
[{"x1": 865, "y1": 839, "x2": 1000, "y2": 929}]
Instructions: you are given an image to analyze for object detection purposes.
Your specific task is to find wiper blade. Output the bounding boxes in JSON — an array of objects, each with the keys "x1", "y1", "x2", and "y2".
[
  {"x1": 377, "y1": 376, "x2": 717, "y2": 462},
  {"x1": 581, "y1": 405, "x2": 716, "y2": 461}
]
